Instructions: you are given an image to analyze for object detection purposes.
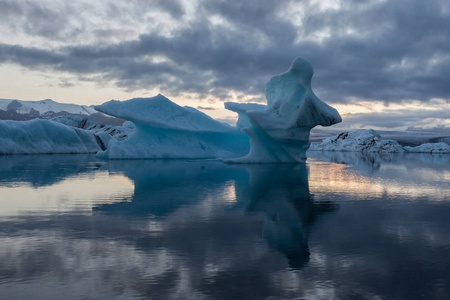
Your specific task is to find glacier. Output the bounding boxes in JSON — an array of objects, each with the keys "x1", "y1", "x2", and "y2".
[
  {"x1": 226, "y1": 57, "x2": 342, "y2": 163},
  {"x1": 0, "y1": 119, "x2": 103, "y2": 154},
  {"x1": 94, "y1": 94, "x2": 249, "y2": 159}
]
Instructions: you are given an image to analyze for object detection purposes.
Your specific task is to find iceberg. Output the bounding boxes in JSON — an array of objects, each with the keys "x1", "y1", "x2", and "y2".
[
  {"x1": 226, "y1": 57, "x2": 342, "y2": 163},
  {"x1": 0, "y1": 119, "x2": 103, "y2": 154},
  {"x1": 94, "y1": 94, "x2": 249, "y2": 159},
  {"x1": 404, "y1": 142, "x2": 450, "y2": 154},
  {"x1": 308, "y1": 129, "x2": 405, "y2": 153},
  {"x1": 309, "y1": 129, "x2": 450, "y2": 154}
]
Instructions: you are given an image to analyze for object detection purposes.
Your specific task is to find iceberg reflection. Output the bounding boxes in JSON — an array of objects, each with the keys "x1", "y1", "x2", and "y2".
[
  {"x1": 96, "y1": 160, "x2": 249, "y2": 217},
  {"x1": 0, "y1": 155, "x2": 133, "y2": 215},
  {"x1": 96, "y1": 160, "x2": 338, "y2": 269},
  {"x1": 241, "y1": 164, "x2": 339, "y2": 269},
  {"x1": 0, "y1": 154, "x2": 106, "y2": 187}
]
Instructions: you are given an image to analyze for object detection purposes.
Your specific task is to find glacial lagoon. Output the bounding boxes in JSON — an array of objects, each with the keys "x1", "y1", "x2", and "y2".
[{"x1": 0, "y1": 153, "x2": 449, "y2": 299}]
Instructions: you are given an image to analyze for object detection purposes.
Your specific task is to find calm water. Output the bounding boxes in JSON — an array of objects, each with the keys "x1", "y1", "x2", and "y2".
[{"x1": 0, "y1": 153, "x2": 449, "y2": 299}]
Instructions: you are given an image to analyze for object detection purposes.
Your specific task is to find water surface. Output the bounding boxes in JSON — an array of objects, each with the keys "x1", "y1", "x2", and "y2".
[{"x1": 0, "y1": 153, "x2": 449, "y2": 299}]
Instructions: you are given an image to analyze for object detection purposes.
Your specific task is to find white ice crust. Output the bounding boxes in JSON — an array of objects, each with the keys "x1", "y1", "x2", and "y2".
[
  {"x1": 95, "y1": 95, "x2": 231, "y2": 132},
  {"x1": 0, "y1": 119, "x2": 102, "y2": 154},
  {"x1": 227, "y1": 57, "x2": 342, "y2": 163},
  {"x1": 94, "y1": 94, "x2": 249, "y2": 159},
  {"x1": 308, "y1": 129, "x2": 405, "y2": 153},
  {"x1": 404, "y1": 142, "x2": 450, "y2": 154},
  {"x1": 309, "y1": 129, "x2": 450, "y2": 153},
  {"x1": 52, "y1": 115, "x2": 134, "y2": 141}
]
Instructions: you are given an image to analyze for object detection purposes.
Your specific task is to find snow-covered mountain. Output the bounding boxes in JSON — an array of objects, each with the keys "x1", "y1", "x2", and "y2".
[{"x1": 0, "y1": 98, "x2": 123, "y2": 125}]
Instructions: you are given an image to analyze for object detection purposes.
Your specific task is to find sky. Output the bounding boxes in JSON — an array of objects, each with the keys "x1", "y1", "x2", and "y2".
[{"x1": 0, "y1": 0, "x2": 449, "y2": 130}]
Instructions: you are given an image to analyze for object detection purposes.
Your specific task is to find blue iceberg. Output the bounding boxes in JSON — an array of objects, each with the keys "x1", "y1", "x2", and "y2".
[
  {"x1": 0, "y1": 119, "x2": 103, "y2": 154},
  {"x1": 227, "y1": 57, "x2": 341, "y2": 163},
  {"x1": 94, "y1": 95, "x2": 249, "y2": 159}
]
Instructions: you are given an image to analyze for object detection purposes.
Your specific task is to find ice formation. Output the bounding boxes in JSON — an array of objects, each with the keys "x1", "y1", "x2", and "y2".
[
  {"x1": 226, "y1": 57, "x2": 342, "y2": 163},
  {"x1": 308, "y1": 129, "x2": 405, "y2": 153},
  {"x1": 94, "y1": 94, "x2": 249, "y2": 159},
  {"x1": 404, "y1": 142, "x2": 450, "y2": 154},
  {"x1": 309, "y1": 129, "x2": 450, "y2": 154},
  {"x1": 52, "y1": 115, "x2": 134, "y2": 141},
  {"x1": 0, "y1": 119, "x2": 103, "y2": 154},
  {"x1": 224, "y1": 102, "x2": 266, "y2": 128}
]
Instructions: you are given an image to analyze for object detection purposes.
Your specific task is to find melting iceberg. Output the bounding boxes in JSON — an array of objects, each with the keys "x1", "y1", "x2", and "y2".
[
  {"x1": 226, "y1": 57, "x2": 341, "y2": 163},
  {"x1": 0, "y1": 119, "x2": 103, "y2": 154},
  {"x1": 94, "y1": 95, "x2": 249, "y2": 159}
]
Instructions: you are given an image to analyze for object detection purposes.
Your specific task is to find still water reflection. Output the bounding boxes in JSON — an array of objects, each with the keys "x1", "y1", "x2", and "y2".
[{"x1": 0, "y1": 153, "x2": 449, "y2": 299}]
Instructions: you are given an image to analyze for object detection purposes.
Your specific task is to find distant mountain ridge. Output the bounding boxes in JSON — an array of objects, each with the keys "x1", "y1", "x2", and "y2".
[{"x1": 0, "y1": 98, "x2": 123, "y2": 125}]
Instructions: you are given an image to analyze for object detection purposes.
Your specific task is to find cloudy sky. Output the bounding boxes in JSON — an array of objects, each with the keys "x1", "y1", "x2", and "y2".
[{"x1": 0, "y1": 0, "x2": 449, "y2": 129}]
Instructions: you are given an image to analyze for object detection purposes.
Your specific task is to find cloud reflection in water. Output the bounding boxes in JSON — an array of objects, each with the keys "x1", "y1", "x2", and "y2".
[{"x1": 0, "y1": 153, "x2": 449, "y2": 299}]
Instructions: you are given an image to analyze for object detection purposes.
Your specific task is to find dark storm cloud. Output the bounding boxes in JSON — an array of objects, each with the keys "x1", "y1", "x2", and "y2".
[
  {"x1": 0, "y1": 43, "x2": 64, "y2": 66},
  {"x1": 1, "y1": 0, "x2": 450, "y2": 104},
  {"x1": 0, "y1": 0, "x2": 185, "y2": 41}
]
